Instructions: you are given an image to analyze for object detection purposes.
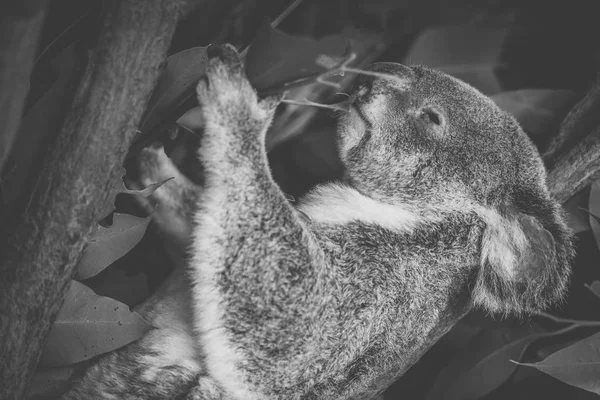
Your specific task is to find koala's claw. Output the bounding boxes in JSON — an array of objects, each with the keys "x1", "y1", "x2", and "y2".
[
  {"x1": 197, "y1": 44, "x2": 280, "y2": 127},
  {"x1": 197, "y1": 44, "x2": 251, "y2": 108},
  {"x1": 207, "y1": 43, "x2": 244, "y2": 77}
]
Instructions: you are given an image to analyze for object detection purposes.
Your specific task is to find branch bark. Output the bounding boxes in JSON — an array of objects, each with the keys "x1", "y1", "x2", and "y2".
[
  {"x1": 0, "y1": 0, "x2": 48, "y2": 176},
  {"x1": 0, "y1": 1, "x2": 197, "y2": 398}
]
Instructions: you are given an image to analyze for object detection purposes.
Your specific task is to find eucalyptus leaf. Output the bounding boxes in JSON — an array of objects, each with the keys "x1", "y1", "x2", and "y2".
[
  {"x1": 517, "y1": 331, "x2": 600, "y2": 395},
  {"x1": 40, "y1": 281, "x2": 151, "y2": 367},
  {"x1": 406, "y1": 24, "x2": 510, "y2": 95},
  {"x1": 75, "y1": 213, "x2": 152, "y2": 280}
]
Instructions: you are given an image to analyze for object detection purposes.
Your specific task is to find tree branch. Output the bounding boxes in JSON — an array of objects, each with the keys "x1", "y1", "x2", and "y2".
[
  {"x1": 544, "y1": 73, "x2": 600, "y2": 168},
  {"x1": 548, "y1": 125, "x2": 600, "y2": 204},
  {"x1": 0, "y1": 0, "x2": 48, "y2": 176},
  {"x1": 0, "y1": 1, "x2": 199, "y2": 398},
  {"x1": 544, "y1": 72, "x2": 600, "y2": 203}
]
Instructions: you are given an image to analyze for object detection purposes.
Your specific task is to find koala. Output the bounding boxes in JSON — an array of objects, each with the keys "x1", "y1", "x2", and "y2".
[{"x1": 62, "y1": 44, "x2": 573, "y2": 400}]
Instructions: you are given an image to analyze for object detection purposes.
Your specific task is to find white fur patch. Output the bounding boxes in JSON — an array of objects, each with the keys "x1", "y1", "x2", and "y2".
[
  {"x1": 296, "y1": 183, "x2": 424, "y2": 232},
  {"x1": 478, "y1": 208, "x2": 528, "y2": 280},
  {"x1": 140, "y1": 328, "x2": 202, "y2": 382},
  {"x1": 189, "y1": 168, "x2": 260, "y2": 400},
  {"x1": 471, "y1": 285, "x2": 503, "y2": 312},
  {"x1": 298, "y1": 182, "x2": 530, "y2": 281}
]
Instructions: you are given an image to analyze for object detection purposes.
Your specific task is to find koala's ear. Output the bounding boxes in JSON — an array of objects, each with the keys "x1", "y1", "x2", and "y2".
[{"x1": 472, "y1": 196, "x2": 573, "y2": 315}]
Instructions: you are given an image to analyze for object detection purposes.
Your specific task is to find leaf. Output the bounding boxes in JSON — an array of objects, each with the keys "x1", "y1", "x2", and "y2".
[
  {"x1": 85, "y1": 268, "x2": 150, "y2": 308},
  {"x1": 588, "y1": 179, "x2": 600, "y2": 250},
  {"x1": 517, "y1": 331, "x2": 600, "y2": 395},
  {"x1": 31, "y1": 5, "x2": 97, "y2": 84},
  {"x1": 39, "y1": 281, "x2": 150, "y2": 367},
  {"x1": 75, "y1": 213, "x2": 152, "y2": 280},
  {"x1": 75, "y1": 173, "x2": 170, "y2": 281},
  {"x1": 176, "y1": 106, "x2": 204, "y2": 133},
  {"x1": 357, "y1": 0, "x2": 409, "y2": 15},
  {"x1": 492, "y1": 89, "x2": 578, "y2": 136},
  {"x1": 405, "y1": 23, "x2": 511, "y2": 95},
  {"x1": 436, "y1": 319, "x2": 486, "y2": 355},
  {"x1": 245, "y1": 20, "x2": 353, "y2": 92},
  {"x1": 562, "y1": 190, "x2": 590, "y2": 234},
  {"x1": 140, "y1": 46, "x2": 208, "y2": 134},
  {"x1": 27, "y1": 366, "x2": 76, "y2": 398},
  {"x1": 1, "y1": 45, "x2": 80, "y2": 216},
  {"x1": 427, "y1": 329, "x2": 541, "y2": 400}
]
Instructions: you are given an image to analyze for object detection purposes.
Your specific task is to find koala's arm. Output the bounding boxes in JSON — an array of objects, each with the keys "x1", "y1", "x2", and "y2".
[{"x1": 187, "y1": 45, "x2": 329, "y2": 398}]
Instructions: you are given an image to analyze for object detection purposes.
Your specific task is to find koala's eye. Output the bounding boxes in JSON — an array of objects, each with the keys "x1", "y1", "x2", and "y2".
[{"x1": 419, "y1": 108, "x2": 442, "y2": 125}]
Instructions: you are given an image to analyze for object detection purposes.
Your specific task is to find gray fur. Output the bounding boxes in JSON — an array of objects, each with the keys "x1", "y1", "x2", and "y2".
[{"x1": 62, "y1": 45, "x2": 573, "y2": 399}]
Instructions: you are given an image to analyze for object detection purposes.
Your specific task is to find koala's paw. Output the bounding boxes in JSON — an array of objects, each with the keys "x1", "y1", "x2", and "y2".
[
  {"x1": 130, "y1": 145, "x2": 199, "y2": 242},
  {"x1": 197, "y1": 44, "x2": 280, "y2": 131},
  {"x1": 136, "y1": 144, "x2": 177, "y2": 188}
]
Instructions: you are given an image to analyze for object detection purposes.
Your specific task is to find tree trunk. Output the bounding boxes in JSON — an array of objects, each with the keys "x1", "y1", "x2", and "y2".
[{"x1": 0, "y1": 1, "x2": 197, "y2": 398}]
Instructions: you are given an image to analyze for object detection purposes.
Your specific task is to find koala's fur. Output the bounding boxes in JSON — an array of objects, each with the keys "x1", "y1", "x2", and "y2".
[{"x1": 62, "y1": 45, "x2": 573, "y2": 400}]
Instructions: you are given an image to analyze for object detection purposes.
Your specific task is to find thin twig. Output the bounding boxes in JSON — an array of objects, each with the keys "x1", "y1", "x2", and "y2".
[
  {"x1": 276, "y1": 53, "x2": 414, "y2": 112},
  {"x1": 541, "y1": 324, "x2": 582, "y2": 336},
  {"x1": 271, "y1": 0, "x2": 306, "y2": 28},
  {"x1": 240, "y1": 0, "x2": 306, "y2": 58},
  {"x1": 281, "y1": 98, "x2": 348, "y2": 112},
  {"x1": 535, "y1": 311, "x2": 600, "y2": 327},
  {"x1": 264, "y1": 51, "x2": 411, "y2": 96},
  {"x1": 261, "y1": 52, "x2": 359, "y2": 94}
]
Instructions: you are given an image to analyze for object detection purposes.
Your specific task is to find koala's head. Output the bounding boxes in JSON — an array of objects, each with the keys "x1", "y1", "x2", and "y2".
[
  {"x1": 339, "y1": 63, "x2": 535, "y2": 206},
  {"x1": 337, "y1": 63, "x2": 574, "y2": 315}
]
